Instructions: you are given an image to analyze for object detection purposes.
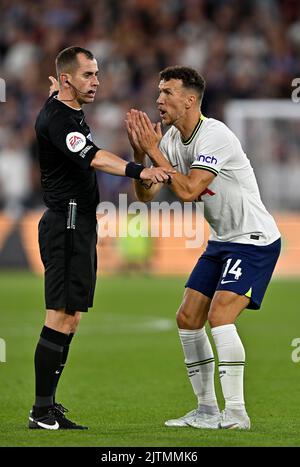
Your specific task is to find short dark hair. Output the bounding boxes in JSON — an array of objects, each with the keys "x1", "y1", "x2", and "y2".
[
  {"x1": 55, "y1": 46, "x2": 94, "y2": 80},
  {"x1": 159, "y1": 66, "x2": 205, "y2": 101}
]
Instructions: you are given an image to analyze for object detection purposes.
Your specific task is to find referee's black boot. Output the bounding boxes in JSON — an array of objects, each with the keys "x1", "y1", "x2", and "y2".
[{"x1": 29, "y1": 405, "x2": 88, "y2": 430}]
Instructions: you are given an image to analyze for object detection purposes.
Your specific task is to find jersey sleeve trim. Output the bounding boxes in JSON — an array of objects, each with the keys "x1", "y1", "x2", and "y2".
[
  {"x1": 81, "y1": 145, "x2": 99, "y2": 168},
  {"x1": 190, "y1": 165, "x2": 219, "y2": 176}
]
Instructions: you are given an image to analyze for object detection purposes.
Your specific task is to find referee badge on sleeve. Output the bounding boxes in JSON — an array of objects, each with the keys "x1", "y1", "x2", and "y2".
[{"x1": 66, "y1": 132, "x2": 86, "y2": 152}]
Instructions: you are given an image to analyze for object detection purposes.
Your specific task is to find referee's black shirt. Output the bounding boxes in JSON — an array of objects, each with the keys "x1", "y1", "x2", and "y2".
[{"x1": 35, "y1": 92, "x2": 100, "y2": 214}]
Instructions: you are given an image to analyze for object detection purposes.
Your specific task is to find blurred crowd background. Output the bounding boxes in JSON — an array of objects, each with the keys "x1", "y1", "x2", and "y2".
[{"x1": 0, "y1": 0, "x2": 300, "y2": 218}]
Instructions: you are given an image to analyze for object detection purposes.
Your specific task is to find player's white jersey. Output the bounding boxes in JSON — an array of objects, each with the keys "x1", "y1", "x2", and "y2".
[{"x1": 159, "y1": 115, "x2": 280, "y2": 245}]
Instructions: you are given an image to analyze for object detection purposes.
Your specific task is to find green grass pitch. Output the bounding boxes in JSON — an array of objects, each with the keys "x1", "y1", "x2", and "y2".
[{"x1": 0, "y1": 271, "x2": 300, "y2": 447}]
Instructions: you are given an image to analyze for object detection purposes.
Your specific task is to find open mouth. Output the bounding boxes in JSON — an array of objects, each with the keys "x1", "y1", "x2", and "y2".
[
  {"x1": 159, "y1": 110, "x2": 167, "y2": 118},
  {"x1": 88, "y1": 90, "x2": 96, "y2": 96}
]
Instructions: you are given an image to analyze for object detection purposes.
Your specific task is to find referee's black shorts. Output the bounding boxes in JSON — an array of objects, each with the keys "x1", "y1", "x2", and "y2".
[{"x1": 38, "y1": 209, "x2": 98, "y2": 314}]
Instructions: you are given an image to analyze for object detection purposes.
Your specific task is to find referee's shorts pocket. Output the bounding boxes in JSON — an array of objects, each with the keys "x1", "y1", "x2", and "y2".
[
  {"x1": 38, "y1": 210, "x2": 51, "y2": 267},
  {"x1": 38, "y1": 209, "x2": 66, "y2": 266}
]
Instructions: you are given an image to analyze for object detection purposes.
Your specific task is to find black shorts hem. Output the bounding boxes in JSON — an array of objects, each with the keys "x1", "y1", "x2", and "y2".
[{"x1": 45, "y1": 303, "x2": 90, "y2": 313}]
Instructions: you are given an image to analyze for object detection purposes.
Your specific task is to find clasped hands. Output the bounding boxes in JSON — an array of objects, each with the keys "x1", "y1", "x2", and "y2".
[{"x1": 125, "y1": 109, "x2": 175, "y2": 185}]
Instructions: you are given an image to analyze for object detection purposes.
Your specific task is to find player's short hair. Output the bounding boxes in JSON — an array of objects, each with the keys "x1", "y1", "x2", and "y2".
[
  {"x1": 55, "y1": 46, "x2": 94, "y2": 81},
  {"x1": 159, "y1": 66, "x2": 205, "y2": 101}
]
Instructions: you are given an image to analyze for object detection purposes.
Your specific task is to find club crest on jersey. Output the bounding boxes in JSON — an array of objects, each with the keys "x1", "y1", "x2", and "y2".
[
  {"x1": 196, "y1": 154, "x2": 218, "y2": 164},
  {"x1": 66, "y1": 132, "x2": 86, "y2": 152}
]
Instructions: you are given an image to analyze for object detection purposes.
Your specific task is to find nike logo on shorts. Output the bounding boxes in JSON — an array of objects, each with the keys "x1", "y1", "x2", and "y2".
[{"x1": 220, "y1": 280, "x2": 237, "y2": 284}]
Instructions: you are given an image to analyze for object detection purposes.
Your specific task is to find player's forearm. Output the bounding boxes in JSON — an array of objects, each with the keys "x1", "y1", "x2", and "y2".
[
  {"x1": 133, "y1": 150, "x2": 146, "y2": 165},
  {"x1": 132, "y1": 150, "x2": 154, "y2": 200},
  {"x1": 147, "y1": 147, "x2": 169, "y2": 169},
  {"x1": 133, "y1": 180, "x2": 160, "y2": 202},
  {"x1": 147, "y1": 147, "x2": 202, "y2": 202},
  {"x1": 170, "y1": 174, "x2": 204, "y2": 202}
]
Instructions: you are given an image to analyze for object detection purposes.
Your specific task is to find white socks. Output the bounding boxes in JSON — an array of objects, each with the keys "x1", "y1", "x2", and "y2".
[
  {"x1": 211, "y1": 324, "x2": 246, "y2": 411},
  {"x1": 178, "y1": 328, "x2": 219, "y2": 414},
  {"x1": 179, "y1": 324, "x2": 247, "y2": 413}
]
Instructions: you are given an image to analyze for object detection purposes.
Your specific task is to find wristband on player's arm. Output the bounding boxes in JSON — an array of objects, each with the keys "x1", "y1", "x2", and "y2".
[{"x1": 125, "y1": 161, "x2": 145, "y2": 179}]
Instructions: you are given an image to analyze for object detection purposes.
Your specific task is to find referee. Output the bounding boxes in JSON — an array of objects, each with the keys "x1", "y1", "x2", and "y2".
[{"x1": 29, "y1": 46, "x2": 173, "y2": 430}]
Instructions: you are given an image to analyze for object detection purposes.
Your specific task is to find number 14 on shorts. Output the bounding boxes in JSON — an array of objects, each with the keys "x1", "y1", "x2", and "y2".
[{"x1": 222, "y1": 259, "x2": 243, "y2": 281}]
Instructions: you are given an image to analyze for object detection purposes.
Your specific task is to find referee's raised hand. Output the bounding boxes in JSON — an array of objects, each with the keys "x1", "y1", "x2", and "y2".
[{"x1": 48, "y1": 76, "x2": 59, "y2": 96}]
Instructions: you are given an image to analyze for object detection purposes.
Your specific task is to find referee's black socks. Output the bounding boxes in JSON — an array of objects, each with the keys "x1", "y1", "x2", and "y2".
[
  {"x1": 34, "y1": 326, "x2": 69, "y2": 417},
  {"x1": 53, "y1": 332, "x2": 74, "y2": 403}
]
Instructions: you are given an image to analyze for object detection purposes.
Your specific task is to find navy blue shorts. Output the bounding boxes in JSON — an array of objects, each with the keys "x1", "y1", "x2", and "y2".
[{"x1": 185, "y1": 238, "x2": 281, "y2": 310}]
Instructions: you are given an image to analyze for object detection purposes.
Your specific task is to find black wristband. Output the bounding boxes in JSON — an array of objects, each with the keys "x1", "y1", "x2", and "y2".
[{"x1": 125, "y1": 161, "x2": 145, "y2": 179}]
